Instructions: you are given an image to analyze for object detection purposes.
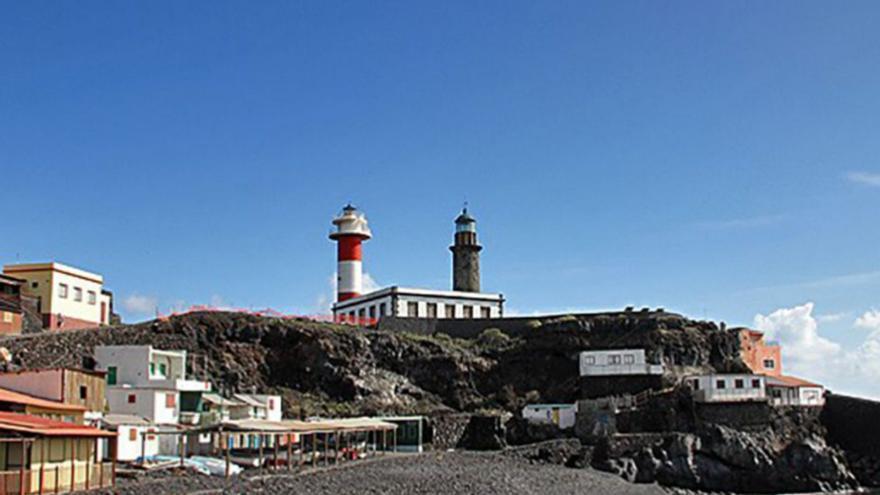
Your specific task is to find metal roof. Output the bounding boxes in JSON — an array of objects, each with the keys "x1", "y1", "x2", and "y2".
[
  {"x1": 0, "y1": 387, "x2": 86, "y2": 412},
  {"x1": 0, "y1": 412, "x2": 115, "y2": 438}
]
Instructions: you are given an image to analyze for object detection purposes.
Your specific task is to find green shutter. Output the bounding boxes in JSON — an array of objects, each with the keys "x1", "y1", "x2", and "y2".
[{"x1": 107, "y1": 367, "x2": 117, "y2": 386}]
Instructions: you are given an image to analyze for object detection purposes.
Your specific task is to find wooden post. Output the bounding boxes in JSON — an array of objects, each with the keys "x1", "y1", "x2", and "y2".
[
  {"x1": 110, "y1": 437, "x2": 117, "y2": 489},
  {"x1": 298, "y1": 434, "x2": 304, "y2": 468},
  {"x1": 39, "y1": 439, "x2": 45, "y2": 495},
  {"x1": 273, "y1": 434, "x2": 280, "y2": 471},
  {"x1": 323, "y1": 433, "x2": 329, "y2": 466},
  {"x1": 18, "y1": 439, "x2": 26, "y2": 495},
  {"x1": 258, "y1": 434, "x2": 264, "y2": 475},
  {"x1": 70, "y1": 438, "x2": 76, "y2": 493},
  {"x1": 311, "y1": 434, "x2": 317, "y2": 468},
  {"x1": 224, "y1": 433, "x2": 231, "y2": 479},
  {"x1": 54, "y1": 465, "x2": 59, "y2": 495},
  {"x1": 140, "y1": 429, "x2": 147, "y2": 466},
  {"x1": 286, "y1": 434, "x2": 292, "y2": 471},
  {"x1": 179, "y1": 434, "x2": 185, "y2": 468},
  {"x1": 85, "y1": 439, "x2": 91, "y2": 490},
  {"x1": 392, "y1": 428, "x2": 397, "y2": 453}
]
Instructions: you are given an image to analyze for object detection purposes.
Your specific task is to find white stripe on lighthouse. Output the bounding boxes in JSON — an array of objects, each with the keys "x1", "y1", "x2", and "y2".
[{"x1": 337, "y1": 260, "x2": 363, "y2": 295}]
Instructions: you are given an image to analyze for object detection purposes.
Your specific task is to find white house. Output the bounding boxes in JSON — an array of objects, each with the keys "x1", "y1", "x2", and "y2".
[
  {"x1": 232, "y1": 394, "x2": 282, "y2": 421},
  {"x1": 100, "y1": 414, "x2": 159, "y2": 462},
  {"x1": 95, "y1": 345, "x2": 211, "y2": 426},
  {"x1": 522, "y1": 403, "x2": 578, "y2": 429},
  {"x1": 106, "y1": 387, "x2": 180, "y2": 425},
  {"x1": 766, "y1": 375, "x2": 825, "y2": 407},
  {"x1": 579, "y1": 349, "x2": 664, "y2": 377},
  {"x1": 688, "y1": 374, "x2": 766, "y2": 403},
  {"x1": 333, "y1": 286, "x2": 504, "y2": 322}
]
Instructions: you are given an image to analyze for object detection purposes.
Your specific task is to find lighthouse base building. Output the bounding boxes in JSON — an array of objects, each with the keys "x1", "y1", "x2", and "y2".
[{"x1": 332, "y1": 286, "x2": 503, "y2": 322}]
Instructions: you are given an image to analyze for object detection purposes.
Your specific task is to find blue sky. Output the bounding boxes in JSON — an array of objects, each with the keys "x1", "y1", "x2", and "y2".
[{"x1": 2, "y1": 2, "x2": 880, "y2": 397}]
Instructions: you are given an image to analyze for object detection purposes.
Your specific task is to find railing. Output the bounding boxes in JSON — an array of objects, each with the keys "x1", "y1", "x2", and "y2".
[{"x1": 0, "y1": 462, "x2": 112, "y2": 495}]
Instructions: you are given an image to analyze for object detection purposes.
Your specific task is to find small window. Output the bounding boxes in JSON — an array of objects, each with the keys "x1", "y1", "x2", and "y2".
[
  {"x1": 159, "y1": 363, "x2": 167, "y2": 376},
  {"x1": 609, "y1": 355, "x2": 622, "y2": 365},
  {"x1": 2, "y1": 312, "x2": 11, "y2": 323},
  {"x1": 463, "y1": 306, "x2": 473, "y2": 319},
  {"x1": 734, "y1": 379, "x2": 744, "y2": 389},
  {"x1": 691, "y1": 379, "x2": 700, "y2": 390},
  {"x1": 79, "y1": 385, "x2": 88, "y2": 400},
  {"x1": 73, "y1": 287, "x2": 82, "y2": 302},
  {"x1": 128, "y1": 429, "x2": 137, "y2": 442},
  {"x1": 357, "y1": 308, "x2": 366, "y2": 320},
  {"x1": 480, "y1": 307, "x2": 491, "y2": 318},
  {"x1": 426, "y1": 303, "x2": 437, "y2": 319},
  {"x1": 369, "y1": 306, "x2": 376, "y2": 319},
  {"x1": 445, "y1": 304, "x2": 455, "y2": 318},
  {"x1": 379, "y1": 303, "x2": 386, "y2": 317},
  {"x1": 752, "y1": 379, "x2": 761, "y2": 389},
  {"x1": 31, "y1": 282, "x2": 38, "y2": 289},
  {"x1": 584, "y1": 356, "x2": 596, "y2": 365},
  {"x1": 166, "y1": 393, "x2": 176, "y2": 408},
  {"x1": 624, "y1": 354, "x2": 635, "y2": 365},
  {"x1": 407, "y1": 302, "x2": 419, "y2": 317},
  {"x1": 268, "y1": 399, "x2": 275, "y2": 409},
  {"x1": 128, "y1": 394, "x2": 137, "y2": 404},
  {"x1": 59, "y1": 283, "x2": 68, "y2": 298},
  {"x1": 716, "y1": 380, "x2": 726, "y2": 389},
  {"x1": 150, "y1": 363, "x2": 156, "y2": 375},
  {"x1": 763, "y1": 359, "x2": 775, "y2": 369},
  {"x1": 107, "y1": 367, "x2": 117, "y2": 385},
  {"x1": 88, "y1": 291, "x2": 96, "y2": 305}
]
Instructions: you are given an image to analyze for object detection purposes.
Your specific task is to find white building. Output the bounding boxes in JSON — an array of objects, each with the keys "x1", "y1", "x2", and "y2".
[
  {"x1": 522, "y1": 403, "x2": 578, "y2": 429},
  {"x1": 100, "y1": 414, "x2": 159, "y2": 462},
  {"x1": 232, "y1": 394, "x2": 282, "y2": 421},
  {"x1": 332, "y1": 286, "x2": 504, "y2": 322},
  {"x1": 579, "y1": 349, "x2": 664, "y2": 377},
  {"x1": 688, "y1": 374, "x2": 767, "y2": 403},
  {"x1": 95, "y1": 345, "x2": 211, "y2": 425},
  {"x1": 766, "y1": 375, "x2": 825, "y2": 407}
]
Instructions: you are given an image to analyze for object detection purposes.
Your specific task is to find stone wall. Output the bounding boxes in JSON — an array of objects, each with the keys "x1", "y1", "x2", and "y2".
[{"x1": 426, "y1": 413, "x2": 471, "y2": 450}]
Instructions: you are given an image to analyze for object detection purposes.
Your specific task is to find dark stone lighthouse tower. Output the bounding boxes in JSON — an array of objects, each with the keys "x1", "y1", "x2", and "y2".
[{"x1": 450, "y1": 207, "x2": 482, "y2": 292}]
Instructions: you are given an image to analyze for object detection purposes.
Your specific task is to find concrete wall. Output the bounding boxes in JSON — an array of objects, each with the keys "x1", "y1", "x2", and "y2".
[
  {"x1": 106, "y1": 388, "x2": 179, "y2": 425},
  {"x1": 115, "y1": 425, "x2": 160, "y2": 461},
  {"x1": 0, "y1": 369, "x2": 63, "y2": 401},
  {"x1": 689, "y1": 374, "x2": 766, "y2": 403}
]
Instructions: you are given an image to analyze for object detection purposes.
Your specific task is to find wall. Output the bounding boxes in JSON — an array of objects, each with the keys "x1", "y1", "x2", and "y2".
[
  {"x1": 579, "y1": 349, "x2": 663, "y2": 376},
  {"x1": 336, "y1": 293, "x2": 501, "y2": 320},
  {"x1": 106, "y1": 388, "x2": 178, "y2": 425},
  {"x1": 579, "y1": 375, "x2": 665, "y2": 400},
  {"x1": 738, "y1": 330, "x2": 782, "y2": 377},
  {"x1": 62, "y1": 370, "x2": 106, "y2": 413},
  {"x1": 690, "y1": 374, "x2": 766, "y2": 403},
  {"x1": 0, "y1": 369, "x2": 63, "y2": 401},
  {"x1": 0, "y1": 310, "x2": 22, "y2": 334},
  {"x1": 115, "y1": 425, "x2": 159, "y2": 461},
  {"x1": 4, "y1": 264, "x2": 108, "y2": 330}
]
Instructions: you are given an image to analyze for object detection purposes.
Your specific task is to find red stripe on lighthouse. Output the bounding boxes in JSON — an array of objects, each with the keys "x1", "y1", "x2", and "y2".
[{"x1": 338, "y1": 236, "x2": 363, "y2": 261}]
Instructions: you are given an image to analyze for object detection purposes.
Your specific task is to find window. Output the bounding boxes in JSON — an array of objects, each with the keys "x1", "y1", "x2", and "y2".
[
  {"x1": 763, "y1": 359, "x2": 775, "y2": 369},
  {"x1": 59, "y1": 283, "x2": 68, "y2": 298},
  {"x1": 358, "y1": 308, "x2": 366, "y2": 319},
  {"x1": 480, "y1": 307, "x2": 491, "y2": 318},
  {"x1": 463, "y1": 306, "x2": 473, "y2": 318},
  {"x1": 129, "y1": 428, "x2": 138, "y2": 441},
  {"x1": 73, "y1": 287, "x2": 83, "y2": 302},
  {"x1": 369, "y1": 306, "x2": 376, "y2": 319},
  {"x1": 734, "y1": 379, "x2": 744, "y2": 389},
  {"x1": 426, "y1": 303, "x2": 437, "y2": 318},
  {"x1": 2, "y1": 312, "x2": 11, "y2": 323},
  {"x1": 609, "y1": 355, "x2": 622, "y2": 365},
  {"x1": 691, "y1": 379, "x2": 700, "y2": 390},
  {"x1": 379, "y1": 303, "x2": 386, "y2": 317},
  {"x1": 752, "y1": 379, "x2": 761, "y2": 389},
  {"x1": 716, "y1": 380, "x2": 726, "y2": 389},
  {"x1": 31, "y1": 282, "x2": 38, "y2": 289},
  {"x1": 407, "y1": 302, "x2": 419, "y2": 317},
  {"x1": 584, "y1": 356, "x2": 596, "y2": 365},
  {"x1": 79, "y1": 385, "x2": 88, "y2": 400},
  {"x1": 5, "y1": 443, "x2": 23, "y2": 467},
  {"x1": 624, "y1": 354, "x2": 635, "y2": 365},
  {"x1": 88, "y1": 290, "x2": 96, "y2": 305},
  {"x1": 159, "y1": 363, "x2": 167, "y2": 377},
  {"x1": 128, "y1": 394, "x2": 137, "y2": 404},
  {"x1": 150, "y1": 363, "x2": 156, "y2": 375},
  {"x1": 166, "y1": 393, "x2": 176, "y2": 408},
  {"x1": 445, "y1": 304, "x2": 455, "y2": 318},
  {"x1": 268, "y1": 399, "x2": 275, "y2": 409},
  {"x1": 107, "y1": 366, "x2": 117, "y2": 385}
]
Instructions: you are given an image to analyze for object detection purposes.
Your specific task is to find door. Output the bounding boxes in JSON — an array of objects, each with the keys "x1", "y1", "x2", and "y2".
[{"x1": 100, "y1": 302, "x2": 107, "y2": 324}]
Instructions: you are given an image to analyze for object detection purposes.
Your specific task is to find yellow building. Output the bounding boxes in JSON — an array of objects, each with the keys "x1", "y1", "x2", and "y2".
[
  {"x1": 0, "y1": 412, "x2": 116, "y2": 494},
  {"x1": 2, "y1": 263, "x2": 113, "y2": 331}
]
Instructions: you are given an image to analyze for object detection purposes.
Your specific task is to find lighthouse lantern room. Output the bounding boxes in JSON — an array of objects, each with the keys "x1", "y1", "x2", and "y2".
[{"x1": 329, "y1": 204, "x2": 372, "y2": 302}]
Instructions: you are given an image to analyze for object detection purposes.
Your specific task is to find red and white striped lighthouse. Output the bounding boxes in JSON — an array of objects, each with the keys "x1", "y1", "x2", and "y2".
[{"x1": 329, "y1": 204, "x2": 372, "y2": 302}]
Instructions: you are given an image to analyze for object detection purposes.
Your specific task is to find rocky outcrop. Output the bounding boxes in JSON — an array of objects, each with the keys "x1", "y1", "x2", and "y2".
[{"x1": 821, "y1": 393, "x2": 880, "y2": 487}]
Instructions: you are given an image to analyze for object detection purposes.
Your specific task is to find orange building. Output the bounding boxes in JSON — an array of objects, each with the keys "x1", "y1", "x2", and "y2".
[{"x1": 737, "y1": 328, "x2": 782, "y2": 377}]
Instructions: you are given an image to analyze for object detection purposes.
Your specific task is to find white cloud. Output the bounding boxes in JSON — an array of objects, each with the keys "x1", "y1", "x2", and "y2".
[
  {"x1": 846, "y1": 171, "x2": 880, "y2": 187},
  {"x1": 362, "y1": 272, "x2": 380, "y2": 293},
  {"x1": 754, "y1": 302, "x2": 840, "y2": 372},
  {"x1": 817, "y1": 312, "x2": 850, "y2": 323},
  {"x1": 121, "y1": 294, "x2": 158, "y2": 316},
  {"x1": 753, "y1": 303, "x2": 880, "y2": 400}
]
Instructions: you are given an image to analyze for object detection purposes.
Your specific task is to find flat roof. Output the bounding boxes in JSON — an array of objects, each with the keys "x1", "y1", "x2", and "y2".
[
  {"x1": 101, "y1": 414, "x2": 152, "y2": 427},
  {"x1": 334, "y1": 285, "x2": 504, "y2": 310},
  {"x1": 0, "y1": 368, "x2": 106, "y2": 378},
  {"x1": 3, "y1": 262, "x2": 104, "y2": 284}
]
